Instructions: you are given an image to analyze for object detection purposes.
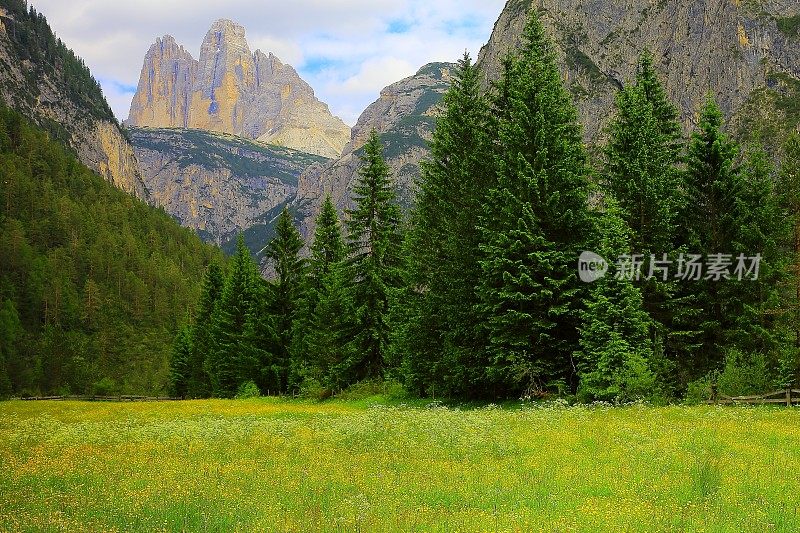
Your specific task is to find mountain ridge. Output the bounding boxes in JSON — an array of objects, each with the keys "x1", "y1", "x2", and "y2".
[{"x1": 127, "y1": 19, "x2": 351, "y2": 159}]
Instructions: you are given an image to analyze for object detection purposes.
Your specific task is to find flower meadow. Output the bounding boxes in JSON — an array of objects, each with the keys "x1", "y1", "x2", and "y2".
[{"x1": 1, "y1": 399, "x2": 799, "y2": 532}]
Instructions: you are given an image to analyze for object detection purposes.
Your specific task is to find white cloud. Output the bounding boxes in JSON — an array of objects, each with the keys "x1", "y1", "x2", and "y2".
[{"x1": 30, "y1": 0, "x2": 506, "y2": 126}]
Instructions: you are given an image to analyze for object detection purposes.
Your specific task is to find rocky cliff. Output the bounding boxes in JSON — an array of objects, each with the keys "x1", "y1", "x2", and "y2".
[
  {"x1": 293, "y1": 62, "x2": 453, "y2": 240},
  {"x1": 128, "y1": 20, "x2": 351, "y2": 159},
  {"x1": 130, "y1": 127, "x2": 327, "y2": 253},
  {"x1": 0, "y1": 2, "x2": 147, "y2": 198},
  {"x1": 477, "y1": 0, "x2": 800, "y2": 143}
]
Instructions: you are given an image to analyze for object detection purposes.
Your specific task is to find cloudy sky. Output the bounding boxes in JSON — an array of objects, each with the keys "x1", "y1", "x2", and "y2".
[{"x1": 30, "y1": 0, "x2": 506, "y2": 126}]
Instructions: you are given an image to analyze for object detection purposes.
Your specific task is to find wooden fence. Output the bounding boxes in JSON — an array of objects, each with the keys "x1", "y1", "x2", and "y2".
[
  {"x1": 15, "y1": 395, "x2": 182, "y2": 402},
  {"x1": 706, "y1": 389, "x2": 800, "y2": 406}
]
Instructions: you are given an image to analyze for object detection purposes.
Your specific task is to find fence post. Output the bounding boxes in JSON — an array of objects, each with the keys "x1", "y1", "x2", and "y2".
[{"x1": 788, "y1": 389, "x2": 793, "y2": 407}]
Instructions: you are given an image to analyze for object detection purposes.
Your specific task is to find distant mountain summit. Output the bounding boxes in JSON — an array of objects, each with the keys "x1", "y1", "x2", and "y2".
[{"x1": 127, "y1": 19, "x2": 351, "y2": 159}]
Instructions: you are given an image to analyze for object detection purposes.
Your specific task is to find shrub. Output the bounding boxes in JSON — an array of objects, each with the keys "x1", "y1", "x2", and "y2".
[
  {"x1": 235, "y1": 380, "x2": 261, "y2": 399},
  {"x1": 298, "y1": 377, "x2": 332, "y2": 401},
  {"x1": 91, "y1": 377, "x2": 117, "y2": 396},
  {"x1": 685, "y1": 349, "x2": 776, "y2": 403},
  {"x1": 337, "y1": 379, "x2": 409, "y2": 401}
]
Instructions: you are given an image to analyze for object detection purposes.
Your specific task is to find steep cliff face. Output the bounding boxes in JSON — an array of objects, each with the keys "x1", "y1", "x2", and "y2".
[
  {"x1": 477, "y1": 0, "x2": 800, "y2": 142},
  {"x1": 130, "y1": 127, "x2": 327, "y2": 250},
  {"x1": 128, "y1": 20, "x2": 351, "y2": 159},
  {"x1": 0, "y1": 2, "x2": 147, "y2": 198},
  {"x1": 293, "y1": 62, "x2": 453, "y2": 240}
]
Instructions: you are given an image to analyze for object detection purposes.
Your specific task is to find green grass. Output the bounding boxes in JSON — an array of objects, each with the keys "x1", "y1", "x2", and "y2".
[{"x1": 1, "y1": 399, "x2": 799, "y2": 531}]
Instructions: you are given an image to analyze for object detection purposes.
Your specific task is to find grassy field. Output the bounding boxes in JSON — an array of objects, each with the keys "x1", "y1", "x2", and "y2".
[{"x1": 1, "y1": 399, "x2": 799, "y2": 532}]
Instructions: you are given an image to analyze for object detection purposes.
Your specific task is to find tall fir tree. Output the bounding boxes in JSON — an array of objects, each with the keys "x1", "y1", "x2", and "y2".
[
  {"x1": 634, "y1": 51, "x2": 683, "y2": 156},
  {"x1": 189, "y1": 263, "x2": 223, "y2": 398},
  {"x1": 169, "y1": 325, "x2": 192, "y2": 398},
  {"x1": 267, "y1": 207, "x2": 307, "y2": 392},
  {"x1": 476, "y1": 11, "x2": 592, "y2": 397},
  {"x1": 342, "y1": 130, "x2": 402, "y2": 383},
  {"x1": 604, "y1": 70, "x2": 683, "y2": 256},
  {"x1": 602, "y1": 51, "x2": 687, "y2": 393},
  {"x1": 401, "y1": 52, "x2": 495, "y2": 397},
  {"x1": 209, "y1": 235, "x2": 259, "y2": 397},
  {"x1": 679, "y1": 97, "x2": 742, "y2": 379},
  {"x1": 0, "y1": 299, "x2": 22, "y2": 399},
  {"x1": 780, "y1": 134, "x2": 800, "y2": 351},
  {"x1": 577, "y1": 197, "x2": 655, "y2": 403},
  {"x1": 292, "y1": 196, "x2": 348, "y2": 389},
  {"x1": 727, "y1": 144, "x2": 791, "y2": 355},
  {"x1": 310, "y1": 196, "x2": 346, "y2": 285}
]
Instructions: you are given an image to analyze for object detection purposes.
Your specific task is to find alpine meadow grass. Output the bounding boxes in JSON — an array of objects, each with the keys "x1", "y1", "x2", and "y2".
[{"x1": 1, "y1": 399, "x2": 799, "y2": 532}]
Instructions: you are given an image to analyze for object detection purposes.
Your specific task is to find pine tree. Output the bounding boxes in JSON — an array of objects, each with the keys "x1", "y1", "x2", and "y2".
[
  {"x1": 169, "y1": 325, "x2": 192, "y2": 398},
  {"x1": 727, "y1": 144, "x2": 791, "y2": 355},
  {"x1": 308, "y1": 263, "x2": 353, "y2": 391},
  {"x1": 401, "y1": 52, "x2": 495, "y2": 398},
  {"x1": 342, "y1": 130, "x2": 402, "y2": 383},
  {"x1": 635, "y1": 51, "x2": 683, "y2": 156},
  {"x1": 209, "y1": 235, "x2": 259, "y2": 397},
  {"x1": 476, "y1": 11, "x2": 592, "y2": 397},
  {"x1": 0, "y1": 299, "x2": 22, "y2": 398},
  {"x1": 602, "y1": 51, "x2": 687, "y2": 394},
  {"x1": 242, "y1": 278, "x2": 278, "y2": 394},
  {"x1": 189, "y1": 263, "x2": 223, "y2": 398},
  {"x1": 267, "y1": 207, "x2": 306, "y2": 392},
  {"x1": 292, "y1": 196, "x2": 347, "y2": 389},
  {"x1": 604, "y1": 76, "x2": 683, "y2": 256},
  {"x1": 680, "y1": 97, "x2": 742, "y2": 378},
  {"x1": 780, "y1": 134, "x2": 800, "y2": 352},
  {"x1": 577, "y1": 198, "x2": 655, "y2": 403},
  {"x1": 310, "y1": 196, "x2": 346, "y2": 286}
]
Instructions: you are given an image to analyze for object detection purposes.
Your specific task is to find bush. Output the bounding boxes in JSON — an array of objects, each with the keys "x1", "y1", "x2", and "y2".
[
  {"x1": 298, "y1": 377, "x2": 332, "y2": 401},
  {"x1": 235, "y1": 380, "x2": 261, "y2": 399},
  {"x1": 91, "y1": 377, "x2": 117, "y2": 396},
  {"x1": 717, "y1": 350, "x2": 772, "y2": 397},
  {"x1": 336, "y1": 379, "x2": 409, "y2": 401},
  {"x1": 685, "y1": 349, "x2": 776, "y2": 403}
]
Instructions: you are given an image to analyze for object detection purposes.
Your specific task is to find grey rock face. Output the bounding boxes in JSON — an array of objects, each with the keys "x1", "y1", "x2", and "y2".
[
  {"x1": 477, "y1": 0, "x2": 800, "y2": 142},
  {"x1": 130, "y1": 127, "x2": 328, "y2": 248},
  {"x1": 0, "y1": 9, "x2": 148, "y2": 198},
  {"x1": 293, "y1": 62, "x2": 454, "y2": 241}
]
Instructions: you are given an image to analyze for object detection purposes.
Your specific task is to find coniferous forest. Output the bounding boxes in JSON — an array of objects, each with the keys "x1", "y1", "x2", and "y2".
[
  {"x1": 166, "y1": 12, "x2": 800, "y2": 403},
  {"x1": 0, "y1": 104, "x2": 222, "y2": 397}
]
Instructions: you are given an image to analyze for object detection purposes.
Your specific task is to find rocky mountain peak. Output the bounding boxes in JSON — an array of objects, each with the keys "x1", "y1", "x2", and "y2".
[{"x1": 128, "y1": 20, "x2": 351, "y2": 158}]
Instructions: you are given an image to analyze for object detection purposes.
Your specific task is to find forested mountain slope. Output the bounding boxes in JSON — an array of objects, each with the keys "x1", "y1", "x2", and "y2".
[
  {"x1": 0, "y1": 0, "x2": 147, "y2": 197},
  {"x1": 0, "y1": 105, "x2": 222, "y2": 397}
]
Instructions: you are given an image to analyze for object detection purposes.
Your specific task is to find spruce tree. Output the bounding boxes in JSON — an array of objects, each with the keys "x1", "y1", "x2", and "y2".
[
  {"x1": 310, "y1": 196, "x2": 346, "y2": 285},
  {"x1": 0, "y1": 299, "x2": 21, "y2": 398},
  {"x1": 476, "y1": 11, "x2": 592, "y2": 397},
  {"x1": 635, "y1": 51, "x2": 683, "y2": 155},
  {"x1": 189, "y1": 263, "x2": 223, "y2": 398},
  {"x1": 292, "y1": 196, "x2": 347, "y2": 389},
  {"x1": 241, "y1": 278, "x2": 278, "y2": 394},
  {"x1": 727, "y1": 144, "x2": 790, "y2": 355},
  {"x1": 267, "y1": 207, "x2": 306, "y2": 392},
  {"x1": 577, "y1": 197, "x2": 655, "y2": 403},
  {"x1": 680, "y1": 97, "x2": 742, "y2": 378},
  {"x1": 402, "y1": 52, "x2": 495, "y2": 397},
  {"x1": 209, "y1": 235, "x2": 259, "y2": 397},
  {"x1": 602, "y1": 51, "x2": 687, "y2": 393},
  {"x1": 342, "y1": 130, "x2": 402, "y2": 383},
  {"x1": 780, "y1": 134, "x2": 800, "y2": 350},
  {"x1": 308, "y1": 263, "x2": 353, "y2": 391},
  {"x1": 604, "y1": 78, "x2": 683, "y2": 255},
  {"x1": 169, "y1": 325, "x2": 192, "y2": 398}
]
